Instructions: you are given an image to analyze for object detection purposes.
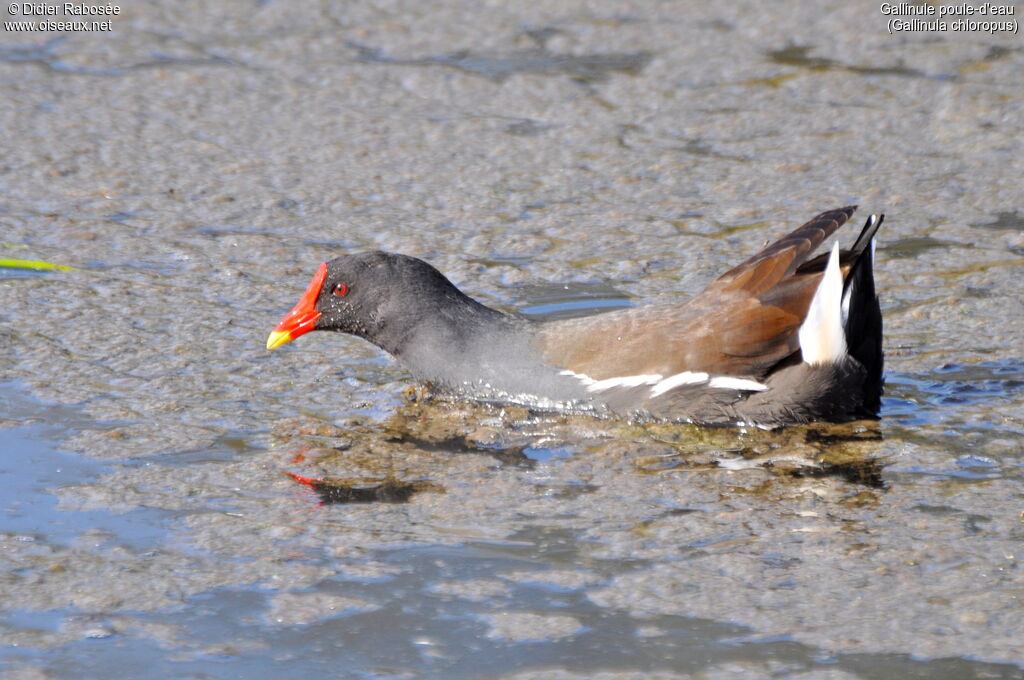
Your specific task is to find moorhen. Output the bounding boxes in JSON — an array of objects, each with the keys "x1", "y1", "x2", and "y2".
[{"x1": 267, "y1": 206, "x2": 883, "y2": 427}]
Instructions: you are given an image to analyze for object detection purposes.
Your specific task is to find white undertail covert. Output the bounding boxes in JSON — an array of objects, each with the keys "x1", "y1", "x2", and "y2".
[{"x1": 798, "y1": 242, "x2": 848, "y2": 365}]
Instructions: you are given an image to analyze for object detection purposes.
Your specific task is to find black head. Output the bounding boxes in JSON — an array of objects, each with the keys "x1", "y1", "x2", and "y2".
[{"x1": 267, "y1": 252, "x2": 505, "y2": 356}]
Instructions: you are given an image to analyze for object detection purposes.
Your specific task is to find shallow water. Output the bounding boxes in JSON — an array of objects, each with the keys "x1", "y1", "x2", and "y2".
[{"x1": 2, "y1": 1, "x2": 1023, "y2": 679}]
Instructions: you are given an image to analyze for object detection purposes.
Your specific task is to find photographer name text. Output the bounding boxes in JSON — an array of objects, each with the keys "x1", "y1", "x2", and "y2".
[
  {"x1": 11, "y1": 3, "x2": 119, "y2": 15},
  {"x1": 5, "y1": 3, "x2": 119, "y2": 32}
]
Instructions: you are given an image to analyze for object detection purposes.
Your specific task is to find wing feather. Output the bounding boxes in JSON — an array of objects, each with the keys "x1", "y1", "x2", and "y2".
[{"x1": 537, "y1": 206, "x2": 860, "y2": 382}]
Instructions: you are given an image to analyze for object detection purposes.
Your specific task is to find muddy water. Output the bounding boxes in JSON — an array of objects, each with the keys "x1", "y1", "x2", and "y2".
[{"x1": 2, "y1": 1, "x2": 1023, "y2": 678}]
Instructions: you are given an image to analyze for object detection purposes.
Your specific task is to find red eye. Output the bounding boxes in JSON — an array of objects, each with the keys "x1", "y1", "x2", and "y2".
[{"x1": 333, "y1": 282, "x2": 349, "y2": 297}]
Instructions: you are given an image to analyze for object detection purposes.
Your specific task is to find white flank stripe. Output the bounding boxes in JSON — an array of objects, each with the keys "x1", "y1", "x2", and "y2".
[
  {"x1": 649, "y1": 371, "x2": 709, "y2": 397},
  {"x1": 569, "y1": 371, "x2": 767, "y2": 398},
  {"x1": 798, "y1": 241, "x2": 848, "y2": 365},
  {"x1": 562, "y1": 369, "x2": 664, "y2": 393},
  {"x1": 708, "y1": 376, "x2": 768, "y2": 391},
  {"x1": 585, "y1": 374, "x2": 663, "y2": 393},
  {"x1": 559, "y1": 369, "x2": 594, "y2": 386}
]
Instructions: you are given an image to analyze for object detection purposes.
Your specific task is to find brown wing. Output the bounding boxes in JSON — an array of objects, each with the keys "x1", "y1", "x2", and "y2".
[
  {"x1": 536, "y1": 207, "x2": 858, "y2": 380},
  {"x1": 713, "y1": 206, "x2": 856, "y2": 295}
]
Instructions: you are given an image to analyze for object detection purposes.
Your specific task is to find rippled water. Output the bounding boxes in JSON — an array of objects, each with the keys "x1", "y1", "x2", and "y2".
[{"x1": 2, "y1": 1, "x2": 1023, "y2": 679}]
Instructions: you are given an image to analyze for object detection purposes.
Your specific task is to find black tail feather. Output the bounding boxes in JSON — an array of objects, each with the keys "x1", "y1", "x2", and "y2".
[
  {"x1": 848, "y1": 213, "x2": 884, "y2": 260},
  {"x1": 842, "y1": 214, "x2": 884, "y2": 416}
]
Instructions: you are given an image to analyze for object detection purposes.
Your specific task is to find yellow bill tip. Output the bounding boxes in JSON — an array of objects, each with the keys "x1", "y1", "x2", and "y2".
[{"x1": 266, "y1": 330, "x2": 293, "y2": 351}]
